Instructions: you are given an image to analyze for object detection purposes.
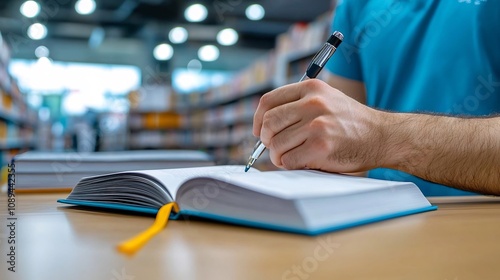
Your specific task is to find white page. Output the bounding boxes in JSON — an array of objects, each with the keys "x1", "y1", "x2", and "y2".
[
  {"x1": 135, "y1": 165, "x2": 258, "y2": 197},
  {"x1": 205, "y1": 170, "x2": 412, "y2": 199}
]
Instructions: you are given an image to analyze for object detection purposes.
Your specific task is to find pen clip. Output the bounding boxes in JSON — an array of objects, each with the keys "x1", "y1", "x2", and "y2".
[
  {"x1": 305, "y1": 31, "x2": 343, "y2": 79},
  {"x1": 305, "y1": 44, "x2": 335, "y2": 79}
]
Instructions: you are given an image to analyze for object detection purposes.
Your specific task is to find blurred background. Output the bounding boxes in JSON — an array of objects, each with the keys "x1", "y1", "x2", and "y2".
[{"x1": 0, "y1": 0, "x2": 336, "y2": 171}]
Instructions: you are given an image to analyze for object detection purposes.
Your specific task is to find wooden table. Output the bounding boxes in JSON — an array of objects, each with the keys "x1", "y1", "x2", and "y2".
[{"x1": 1, "y1": 193, "x2": 500, "y2": 280}]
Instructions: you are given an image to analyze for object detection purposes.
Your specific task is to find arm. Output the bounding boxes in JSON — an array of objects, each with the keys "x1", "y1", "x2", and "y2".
[
  {"x1": 381, "y1": 112, "x2": 500, "y2": 195},
  {"x1": 253, "y1": 79, "x2": 500, "y2": 195}
]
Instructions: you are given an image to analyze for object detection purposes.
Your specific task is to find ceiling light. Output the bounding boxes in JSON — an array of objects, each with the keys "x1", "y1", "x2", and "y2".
[
  {"x1": 246, "y1": 4, "x2": 265, "y2": 21},
  {"x1": 198, "y1": 45, "x2": 219, "y2": 62},
  {"x1": 153, "y1": 43, "x2": 174, "y2": 61},
  {"x1": 217, "y1": 28, "x2": 238, "y2": 46},
  {"x1": 35, "y1": 45, "x2": 50, "y2": 58},
  {"x1": 20, "y1": 1, "x2": 40, "y2": 18},
  {"x1": 169, "y1": 27, "x2": 188, "y2": 44},
  {"x1": 27, "y1": 23, "x2": 47, "y2": 40},
  {"x1": 185, "y1": 4, "x2": 207, "y2": 22},
  {"x1": 187, "y1": 59, "x2": 202, "y2": 72},
  {"x1": 75, "y1": 0, "x2": 96, "y2": 15}
]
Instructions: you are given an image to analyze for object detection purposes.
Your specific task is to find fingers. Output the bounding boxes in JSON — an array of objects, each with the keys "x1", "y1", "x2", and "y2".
[
  {"x1": 253, "y1": 81, "x2": 311, "y2": 137},
  {"x1": 259, "y1": 100, "x2": 303, "y2": 146},
  {"x1": 267, "y1": 119, "x2": 309, "y2": 167},
  {"x1": 271, "y1": 116, "x2": 335, "y2": 171},
  {"x1": 276, "y1": 136, "x2": 346, "y2": 172},
  {"x1": 277, "y1": 137, "x2": 327, "y2": 170}
]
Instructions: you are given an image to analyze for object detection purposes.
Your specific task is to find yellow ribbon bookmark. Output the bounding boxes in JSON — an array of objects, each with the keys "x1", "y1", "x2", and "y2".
[{"x1": 117, "y1": 202, "x2": 179, "y2": 255}]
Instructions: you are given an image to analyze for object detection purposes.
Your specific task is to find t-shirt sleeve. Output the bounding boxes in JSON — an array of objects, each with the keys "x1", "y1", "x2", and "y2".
[{"x1": 325, "y1": 0, "x2": 363, "y2": 82}]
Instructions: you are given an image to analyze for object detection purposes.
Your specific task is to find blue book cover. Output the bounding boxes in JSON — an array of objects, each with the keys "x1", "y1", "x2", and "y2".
[{"x1": 57, "y1": 198, "x2": 437, "y2": 235}]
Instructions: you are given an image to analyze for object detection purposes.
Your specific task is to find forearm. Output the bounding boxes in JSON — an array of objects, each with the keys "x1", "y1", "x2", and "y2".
[{"x1": 380, "y1": 113, "x2": 500, "y2": 195}]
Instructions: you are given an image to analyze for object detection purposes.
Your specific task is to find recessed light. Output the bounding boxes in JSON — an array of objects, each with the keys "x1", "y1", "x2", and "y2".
[
  {"x1": 75, "y1": 0, "x2": 96, "y2": 15},
  {"x1": 35, "y1": 45, "x2": 50, "y2": 58},
  {"x1": 198, "y1": 45, "x2": 219, "y2": 62},
  {"x1": 217, "y1": 28, "x2": 238, "y2": 46},
  {"x1": 20, "y1": 1, "x2": 40, "y2": 18},
  {"x1": 187, "y1": 59, "x2": 202, "y2": 72},
  {"x1": 27, "y1": 23, "x2": 47, "y2": 40},
  {"x1": 169, "y1": 27, "x2": 188, "y2": 44},
  {"x1": 246, "y1": 4, "x2": 265, "y2": 21},
  {"x1": 153, "y1": 43, "x2": 174, "y2": 61},
  {"x1": 185, "y1": 4, "x2": 207, "y2": 22}
]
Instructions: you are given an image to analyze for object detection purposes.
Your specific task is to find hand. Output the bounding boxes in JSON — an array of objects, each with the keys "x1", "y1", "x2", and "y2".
[{"x1": 253, "y1": 79, "x2": 387, "y2": 173}]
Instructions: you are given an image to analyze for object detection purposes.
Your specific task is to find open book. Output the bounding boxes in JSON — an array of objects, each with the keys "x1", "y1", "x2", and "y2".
[{"x1": 58, "y1": 165, "x2": 437, "y2": 235}]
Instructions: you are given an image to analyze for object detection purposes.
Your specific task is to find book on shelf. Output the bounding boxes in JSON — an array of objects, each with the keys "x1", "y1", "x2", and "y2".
[
  {"x1": 58, "y1": 165, "x2": 437, "y2": 236},
  {"x1": 128, "y1": 112, "x2": 181, "y2": 130},
  {"x1": 12, "y1": 150, "x2": 214, "y2": 192}
]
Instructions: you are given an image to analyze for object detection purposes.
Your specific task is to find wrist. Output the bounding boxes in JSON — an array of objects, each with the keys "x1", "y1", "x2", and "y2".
[{"x1": 376, "y1": 111, "x2": 419, "y2": 171}]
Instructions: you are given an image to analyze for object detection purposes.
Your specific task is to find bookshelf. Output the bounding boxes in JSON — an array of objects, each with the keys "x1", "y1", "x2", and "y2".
[
  {"x1": 0, "y1": 33, "x2": 37, "y2": 177},
  {"x1": 127, "y1": 85, "x2": 182, "y2": 150},
  {"x1": 127, "y1": 11, "x2": 333, "y2": 167}
]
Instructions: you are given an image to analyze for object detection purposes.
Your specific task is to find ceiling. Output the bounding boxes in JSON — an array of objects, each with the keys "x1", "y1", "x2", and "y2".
[{"x1": 0, "y1": 0, "x2": 334, "y2": 74}]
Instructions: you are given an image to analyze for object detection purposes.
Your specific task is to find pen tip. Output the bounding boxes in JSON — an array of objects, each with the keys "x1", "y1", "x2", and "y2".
[{"x1": 244, "y1": 165, "x2": 250, "y2": 172}]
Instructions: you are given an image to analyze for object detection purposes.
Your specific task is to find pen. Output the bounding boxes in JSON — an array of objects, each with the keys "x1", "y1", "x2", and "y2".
[{"x1": 245, "y1": 31, "x2": 344, "y2": 172}]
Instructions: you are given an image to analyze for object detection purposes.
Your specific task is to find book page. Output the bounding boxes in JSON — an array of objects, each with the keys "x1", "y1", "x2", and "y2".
[
  {"x1": 203, "y1": 170, "x2": 412, "y2": 199},
  {"x1": 135, "y1": 165, "x2": 258, "y2": 197}
]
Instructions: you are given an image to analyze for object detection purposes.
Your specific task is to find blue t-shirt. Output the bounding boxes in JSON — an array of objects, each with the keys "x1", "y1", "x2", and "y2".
[{"x1": 326, "y1": 0, "x2": 500, "y2": 196}]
